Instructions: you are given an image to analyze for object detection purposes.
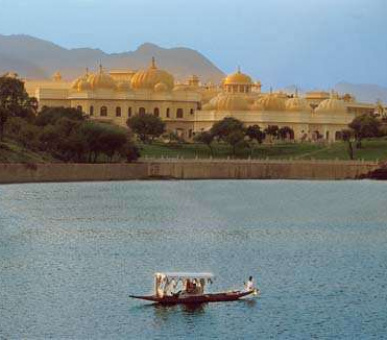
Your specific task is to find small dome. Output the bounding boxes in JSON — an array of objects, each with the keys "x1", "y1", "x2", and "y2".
[
  {"x1": 315, "y1": 93, "x2": 347, "y2": 114},
  {"x1": 88, "y1": 65, "x2": 116, "y2": 90},
  {"x1": 256, "y1": 94, "x2": 286, "y2": 111},
  {"x1": 285, "y1": 92, "x2": 308, "y2": 111},
  {"x1": 224, "y1": 68, "x2": 253, "y2": 86},
  {"x1": 131, "y1": 57, "x2": 174, "y2": 90},
  {"x1": 216, "y1": 94, "x2": 249, "y2": 111},
  {"x1": 116, "y1": 81, "x2": 131, "y2": 92},
  {"x1": 71, "y1": 76, "x2": 84, "y2": 90},
  {"x1": 154, "y1": 82, "x2": 168, "y2": 92},
  {"x1": 78, "y1": 79, "x2": 92, "y2": 92},
  {"x1": 251, "y1": 100, "x2": 265, "y2": 111},
  {"x1": 202, "y1": 95, "x2": 218, "y2": 110}
]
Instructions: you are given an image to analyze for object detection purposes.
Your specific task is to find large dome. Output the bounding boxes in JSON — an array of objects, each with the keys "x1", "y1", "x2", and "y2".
[
  {"x1": 78, "y1": 79, "x2": 92, "y2": 92},
  {"x1": 224, "y1": 68, "x2": 253, "y2": 86},
  {"x1": 215, "y1": 94, "x2": 249, "y2": 111},
  {"x1": 131, "y1": 58, "x2": 174, "y2": 91},
  {"x1": 315, "y1": 93, "x2": 347, "y2": 114},
  {"x1": 285, "y1": 92, "x2": 308, "y2": 112},
  {"x1": 116, "y1": 81, "x2": 131, "y2": 92},
  {"x1": 88, "y1": 65, "x2": 116, "y2": 90},
  {"x1": 71, "y1": 70, "x2": 90, "y2": 91},
  {"x1": 256, "y1": 94, "x2": 286, "y2": 111}
]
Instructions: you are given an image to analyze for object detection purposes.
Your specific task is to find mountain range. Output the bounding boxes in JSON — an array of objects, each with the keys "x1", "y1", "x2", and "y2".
[
  {"x1": 0, "y1": 34, "x2": 225, "y2": 83},
  {"x1": 0, "y1": 34, "x2": 386, "y2": 104}
]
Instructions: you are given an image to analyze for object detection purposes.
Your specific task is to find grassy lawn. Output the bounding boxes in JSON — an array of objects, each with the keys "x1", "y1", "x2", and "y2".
[
  {"x1": 0, "y1": 140, "x2": 58, "y2": 163},
  {"x1": 139, "y1": 139, "x2": 387, "y2": 162},
  {"x1": 1, "y1": 138, "x2": 386, "y2": 163}
]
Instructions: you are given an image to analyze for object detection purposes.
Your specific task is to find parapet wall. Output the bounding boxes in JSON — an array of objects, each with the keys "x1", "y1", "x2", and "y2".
[
  {"x1": 0, "y1": 160, "x2": 379, "y2": 184},
  {"x1": 146, "y1": 159, "x2": 379, "y2": 180}
]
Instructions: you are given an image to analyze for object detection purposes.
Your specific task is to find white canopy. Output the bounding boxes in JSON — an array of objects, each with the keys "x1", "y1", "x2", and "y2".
[{"x1": 155, "y1": 272, "x2": 215, "y2": 280}]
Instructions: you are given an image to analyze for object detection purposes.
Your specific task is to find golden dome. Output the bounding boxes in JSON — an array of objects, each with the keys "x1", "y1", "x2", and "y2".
[
  {"x1": 116, "y1": 81, "x2": 131, "y2": 92},
  {"x1": 154, "y1": 82, "x2": 168, "y2": 92},
  {"x1": 251, "y1": 100, "x2": 265, "y2": 111},
  {"x1": 256, "y1": 94, "x2": 286, "y2": 111},
  {"x1": 285, "y1": 91, "x2": 308, "y2": 111},
  {"x1": 71, "y1": 76, "x2": 84, "y2": 90},
  {"x1": 224, "y1": 68, "x2": 253, "y2": 86},
  {"x1": 202, "y1": 95, "x2": 219, "y2": 110},
  {"x1": 131, "y1": 57, "x2": 174, "y2": 91},
  {"x1": 88, "y1": 65, "x2": 116, "y2": 90},
  {"x1": 315, "y1": 92, "x2": 347, "y2": 114},
  {"x1": 216, "y1": 94, "x2": 249, "y2": 111},
  {"x1": 78, "y1": 79, "x2": 92, "y2": 92}
]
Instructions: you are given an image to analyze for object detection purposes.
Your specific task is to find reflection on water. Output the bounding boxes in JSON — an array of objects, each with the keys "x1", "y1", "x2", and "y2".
[
  {"x1": 153, "y1": 303, "x2": 207, "y2": 320},
  {"x1": 1, "y1": 180, "x2": 387, "y2": 339}
]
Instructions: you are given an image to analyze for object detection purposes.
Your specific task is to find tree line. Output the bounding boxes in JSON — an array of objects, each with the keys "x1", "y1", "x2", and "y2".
[
  {"x1": 0, "y1": 75, "x2": 139, "y2": 163},
  {"x1": 127, "y1": 112, "x2": 295, "y2": 156},
  {"x1": 341, "y1": 114, "x2": 385, "y2": 159}
]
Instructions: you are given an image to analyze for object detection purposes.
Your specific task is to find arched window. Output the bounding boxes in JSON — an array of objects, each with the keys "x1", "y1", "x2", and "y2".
[
  {"x1": 100, "y1": 106, "x2": 108, "y2": 117},
  {"x1": 128, "y1": 107, "x2": 132, "y2": 117},
  {"x1": 176, "y1": 108, "x2": 184, "y2": 119},
  {"x1": 190, "y1": 108, "x2": 194, "y2": 115},
  {"x1": 116, "y1": 106, "x2": 122, "y2": 117},
  {"x1": 76, "y1": 105, "x2": 83, "y2": 112},
  {"x1": 166, "y1": 108, "x2": 170, "y2": 118},
  {"x1": 89, "y1": 106, "x2": 94, "y2": 116},
  {"x1": 335, "y1": 131, "x2": 342, "y2": 141},
  {"x1": 139, "y1": 107, "x2": 146, "y2": 115},
  {"x1": 154, "y1": 107, "x2": 160, "y2": 117}
]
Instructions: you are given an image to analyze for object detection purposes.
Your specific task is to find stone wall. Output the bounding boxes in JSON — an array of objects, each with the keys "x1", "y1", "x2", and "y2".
[
  {"x1": 0, "y1": 160, "x2": 379, "y2": 184},
  {"x1": 146, "y1": 159, "x2": 379, "y2": 180},
  {"x1": 0, "y1": 163, "x2": 148, "y2": 184}
]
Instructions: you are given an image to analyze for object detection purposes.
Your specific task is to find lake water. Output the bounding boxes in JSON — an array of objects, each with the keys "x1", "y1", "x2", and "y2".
[{"x1": 1, "y1": 180, "x2": 387, "y2": 339}]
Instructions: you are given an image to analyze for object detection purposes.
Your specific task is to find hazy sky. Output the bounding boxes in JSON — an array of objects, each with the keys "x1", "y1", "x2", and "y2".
[{"x1": 0, "y1": 0, "x2": 386, "y2": 88}]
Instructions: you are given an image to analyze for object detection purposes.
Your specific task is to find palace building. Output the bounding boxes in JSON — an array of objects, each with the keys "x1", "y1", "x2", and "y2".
[{"x1": 23, "y1": 58, "x2": 378, "y2": 142}]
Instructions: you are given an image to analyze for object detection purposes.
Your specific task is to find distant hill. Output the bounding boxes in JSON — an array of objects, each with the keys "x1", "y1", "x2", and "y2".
[
  {"x1": 335, "y1": 82, "x2": 387, "y2": 104},
  {"x1": 0, "y1": 34, "x2": 225, "y2": 83}
]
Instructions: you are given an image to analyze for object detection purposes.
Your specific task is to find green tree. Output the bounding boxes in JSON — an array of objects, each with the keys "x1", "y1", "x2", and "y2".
[
  {"x1": 348, "y1": 114, "x2": 381, "y2": 148},
  {"x1": 341, "y1": 129, "x2": 354, "y2": 160},
  {"x1": 194, "y1": 131, "x2": 214, "y2": 156},
  {"x1": 264, "y1": 125, "x2": 279, "y2": 143},
  {"x1": 225, "y1": 130, "x2": 248, "y2": 156},
  {"x1": 0, "y1": 75, "x2": 37, "y2": 141},
  {"x1": 39, "y1": 125, "x2": 61, "y2": 152},
  {"x1": 210, "y1": 117, "x2": 244, "y2": 141},
  {"x1": 246, "y1": 125, "x2": 265, "y2": 144},
  {"x1": 99, "y1": 128, "x2": 128, "y2": 161},
  {"x1": 245, "y1": 125, "x2": 265, "y2": 157},
  {"x1": 35, "y1": 106, "x2": 85, "y2": 126},
  {"x1": 119, "y1": 142, "x2": 140, "y2": 163},
  {"x1": 278, "y1": 126, "x2": 294, "y2": 140},
  {"x1": 127, "y1": 113, "x2": 165, "y2": 143},
  {"x1": 19, "y1": 123, "x2": 40, "y2": 151}
]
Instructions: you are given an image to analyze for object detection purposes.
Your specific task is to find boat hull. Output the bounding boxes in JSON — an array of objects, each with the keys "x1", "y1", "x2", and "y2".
[{"x1": 129, "y1": 290, "x2": 257, "y2": 305}]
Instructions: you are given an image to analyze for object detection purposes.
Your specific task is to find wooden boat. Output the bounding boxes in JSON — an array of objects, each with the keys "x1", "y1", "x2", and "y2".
[{"x1": 129, "y1": 272, "x2": 259, "y2": 305}]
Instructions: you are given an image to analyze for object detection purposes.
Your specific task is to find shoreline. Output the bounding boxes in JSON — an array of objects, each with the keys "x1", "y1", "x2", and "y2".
[{"x1": 0, "y1": 159, "x2": 380, "y2": 184}]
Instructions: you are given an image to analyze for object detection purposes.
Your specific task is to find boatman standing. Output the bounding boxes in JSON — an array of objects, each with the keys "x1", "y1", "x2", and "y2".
[{"x1": 245, "y1": 276, "x2": 254, "y2": 291}]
